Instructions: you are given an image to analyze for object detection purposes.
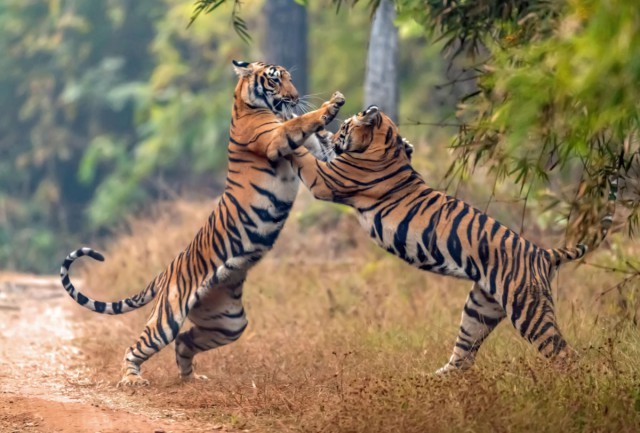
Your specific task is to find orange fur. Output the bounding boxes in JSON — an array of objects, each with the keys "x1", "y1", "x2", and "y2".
[
  {"x1": 60, "y1": 62, "x2": 344, "y2": 386},
  {"x1": 292, "y1": 106, "x2": 609, "y2": 372}
]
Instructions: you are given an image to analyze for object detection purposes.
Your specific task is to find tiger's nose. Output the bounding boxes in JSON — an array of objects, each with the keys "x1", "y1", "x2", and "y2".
[{"x1": 289, "y1": 92, "x2": 299, "y2": 106}]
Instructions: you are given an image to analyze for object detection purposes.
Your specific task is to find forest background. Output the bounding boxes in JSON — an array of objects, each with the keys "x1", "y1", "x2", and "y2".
[
  {"x1": 0, "y1": 0, "x2": 456, "y2": 272},
  {"x1": 1, "y1": 0, "x2": 639, "y2": 274},
  {"x1": 2, "y1": 2, "x2": 640, "y2": 430}
]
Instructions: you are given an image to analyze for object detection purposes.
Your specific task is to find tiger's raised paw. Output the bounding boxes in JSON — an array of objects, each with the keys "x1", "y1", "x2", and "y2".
[
  {"x1": 117, "y1": 374, "x2": 150, "y2": 388},
  {"x1": 321, "y1": 91, "x2": 345, "y2": 124},
  {"x1": 329, "y1": 91, "x2": 345, "y2": 108}
]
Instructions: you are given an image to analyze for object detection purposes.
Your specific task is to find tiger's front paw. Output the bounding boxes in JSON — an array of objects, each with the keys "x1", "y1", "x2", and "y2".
[
  {"x1": 329, "y1": 91, "x2": 345, "y2": 108},
  {"x1": 117, "y1": 373, "x2": 150, "y2": 388},
  {"x1": 321, "y1": 91, "x2": 345, "y2": 125}
]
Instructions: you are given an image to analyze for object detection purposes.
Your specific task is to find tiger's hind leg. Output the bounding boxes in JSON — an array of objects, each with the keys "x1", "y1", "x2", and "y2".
[
  {"x1": 175, "y1": 281, "x2": 247, "y2": 380},
  {"x1": 504, "y1": 282, "x2": 575, "y2": 366},
  {"x1": 437, "y1": 283, "x2": 506, "y2": 374},
  {"x1": 119, "y1": 291, "x2": 189, "y2": 387}
]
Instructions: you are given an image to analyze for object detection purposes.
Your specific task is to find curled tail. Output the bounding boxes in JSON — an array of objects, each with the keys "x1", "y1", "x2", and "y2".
[
  {"x1": 60, "y1": 247, "x2": 158, "y2": 315},
  {"x1": 546, "y1": 244, "x2": 588, "y2": 267}
]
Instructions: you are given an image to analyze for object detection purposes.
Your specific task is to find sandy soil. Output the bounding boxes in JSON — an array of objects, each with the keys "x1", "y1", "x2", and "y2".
[{"x1": 0, "y1": 274, "x2": 205, "y2": 433}]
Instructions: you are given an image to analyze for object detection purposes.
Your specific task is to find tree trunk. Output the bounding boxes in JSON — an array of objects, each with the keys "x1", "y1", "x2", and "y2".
[
  {"x1": 364, "y1": 0, "x2": 398, "y2": 122},
  {"x1": 262, "y1": 0, "x2": 308, "y2": 96}
]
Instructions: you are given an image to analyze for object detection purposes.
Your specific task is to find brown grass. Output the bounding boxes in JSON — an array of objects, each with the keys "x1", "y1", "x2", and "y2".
[{"x1": 69, "y1": 192, "x2": 640, "y2": 433}]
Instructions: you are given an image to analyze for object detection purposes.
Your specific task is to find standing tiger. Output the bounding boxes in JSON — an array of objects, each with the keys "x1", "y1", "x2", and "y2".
[
  {"x1": 59, "y1": 60, "x2": 345, "y2": 386},
  {"x1": 292, "y1": 106, "x2": 617, "y2": 373}
]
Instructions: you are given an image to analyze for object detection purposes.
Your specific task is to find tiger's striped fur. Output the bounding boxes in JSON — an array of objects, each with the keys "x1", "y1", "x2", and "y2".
[
  {"x1": 293, "y1": 106, "x2": 616, "y2": 373},
  {"x1": 59, "y1": 61, "x2": 345, "y2": 386}
]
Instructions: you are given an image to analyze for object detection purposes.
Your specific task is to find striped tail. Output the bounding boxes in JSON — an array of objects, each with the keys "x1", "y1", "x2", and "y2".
[
  {"x1": 595, "y1": 173, "x2": 619, "y2": 246},
  {"x1": 59, "y1": 247, "x2": 158, "y2": 315},
  {"x1": 546, "y1": 244, "x2": 588, "y2": 267},
  {"x1": 556, "y1": 157, "x2": 621, "y2": 264}
]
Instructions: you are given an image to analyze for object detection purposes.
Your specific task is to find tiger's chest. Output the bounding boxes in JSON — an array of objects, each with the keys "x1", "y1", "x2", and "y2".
[
  {"x1": 270, "y1": 159, "x2": 300, "y2": 203},
  {"x1": 213, "y1": 160, "x2": 299, "y2": 284},
  {"x1": 240, "y1": 159, "x2": 299, "y2": 246},
  {"x1": 249, "y1": 159, "x2": 299, "y2": 215}
]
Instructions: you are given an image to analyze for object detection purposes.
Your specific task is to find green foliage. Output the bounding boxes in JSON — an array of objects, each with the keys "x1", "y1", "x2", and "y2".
[
  {"x1": 391, "y1": 0, "x2": 640, "y2": 240},
  {"x1": 0, "y1": 0, "x2": 162, "y2": 271},
  {"x1": 0, "y1": 0, "x2": 257, "y2": 271},
  {"x1": 396, "y1": 0, "x2": 562, "y2": 54},
  {"x1": 190, "y1": 0, "x2": 251, "y2": 41}
]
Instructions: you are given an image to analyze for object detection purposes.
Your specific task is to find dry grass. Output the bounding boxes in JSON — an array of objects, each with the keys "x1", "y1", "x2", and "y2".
[{"x1": 69, "y1": 192, "x2": 640, "y2": 433}]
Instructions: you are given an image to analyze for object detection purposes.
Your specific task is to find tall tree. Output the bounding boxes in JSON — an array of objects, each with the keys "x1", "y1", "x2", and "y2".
[
  {"x1": 364, "y1": 0, "x2": 398, "y2": 121},
  {"x1": 261, "y1": 0, "x2": 308, "y2": 96}
]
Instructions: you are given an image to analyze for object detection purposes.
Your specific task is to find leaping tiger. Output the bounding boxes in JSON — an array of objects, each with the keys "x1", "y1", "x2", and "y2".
[
  {"x1": 292, "y1": 106, "x2": 617, "y2": 373},
  {"x1": 59, "y1": 61, "x2": 345, "y2": 386}
]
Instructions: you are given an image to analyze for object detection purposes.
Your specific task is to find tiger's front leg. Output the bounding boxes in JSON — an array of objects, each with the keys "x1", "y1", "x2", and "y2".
[{"x1": 264, "y1": 91, "x2": 345, "y2": 161}]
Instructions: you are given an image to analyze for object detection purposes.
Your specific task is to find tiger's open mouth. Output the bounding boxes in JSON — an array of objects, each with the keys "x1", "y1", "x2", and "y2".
[
  {"x1": 332, "y1": 134, "x2": 348, "y2": 155},
  {"x1": 273, "y1": 98, "x2": 285, "y2": 111},
  {"x1": 274, "y1": 98, "x2": 300, "y2": 121},
  {"x1": 274, "y1": 97, "x2": 297, "y2": 109}
]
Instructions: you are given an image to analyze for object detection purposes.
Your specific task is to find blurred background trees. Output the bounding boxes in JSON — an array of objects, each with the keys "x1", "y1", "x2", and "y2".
[
  {"x1": 262, "y1": 0, "x2": 308, "y2": 96},
  {"x1": 364, "y1": 0, "x2": 398, "y2": 121},
  {"x1": 401, "y1": 0, "x2": 640, "y2": 244},
  {"x1": 2, "y1": 0, "x2": 638, "y2": 272},
  {"x1": 0, "y1": 0, "x2": 454, "y2": 272}
]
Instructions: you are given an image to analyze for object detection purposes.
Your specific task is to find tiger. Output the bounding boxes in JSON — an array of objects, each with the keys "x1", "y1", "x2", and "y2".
[
  {"x1": 291, "y1": 105, "x2": 617, "y2": 373},
  {"x1": 59, "y1": 60, "x2": 345, "y2": 386}
]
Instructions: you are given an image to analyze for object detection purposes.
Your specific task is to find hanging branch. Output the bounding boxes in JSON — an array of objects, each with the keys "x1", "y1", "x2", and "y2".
[
  {"x1": 190, "y1": 0, "x2": 251, "y2": 42},
  {"x1": 190, "y1": 0, "x2": 228, "y2": 25}
]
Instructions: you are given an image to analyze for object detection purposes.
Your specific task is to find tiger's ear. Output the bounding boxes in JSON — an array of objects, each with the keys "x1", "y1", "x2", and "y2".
[
  {"x1": 358, "y1": 105, "x2": 380, "y2": 125},
  {"x1": 232, "y1": 60, "x2": 253, "y2": 77},
  {"x1": 401, "y1": 137, "x2": 414, "y2": 160}
]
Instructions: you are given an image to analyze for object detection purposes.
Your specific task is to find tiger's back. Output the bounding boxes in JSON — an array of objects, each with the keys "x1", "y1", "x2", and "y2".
[{"x1": 357, "y1": 186, "x2": 585, "y2": 286}]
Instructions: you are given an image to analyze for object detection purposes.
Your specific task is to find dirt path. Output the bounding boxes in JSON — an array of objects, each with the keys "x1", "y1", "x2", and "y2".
[{"x1": 0, "y1": 274, "x2": 198, "y2": 433}]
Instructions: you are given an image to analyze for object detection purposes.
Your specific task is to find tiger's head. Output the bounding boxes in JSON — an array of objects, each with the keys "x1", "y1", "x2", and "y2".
[
  {"x1": 332, "y1": 105, "x2": 414, "y2": 161},
  {"x1": 233, "y1": 60, "x2": 299, "y2": 118}
]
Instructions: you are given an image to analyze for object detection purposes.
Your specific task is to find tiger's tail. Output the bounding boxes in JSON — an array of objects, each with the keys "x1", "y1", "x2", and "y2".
[
  {"x1": 59, "y1": 247, "x2": 158, "y2": 315},
  {"x1": 546, "y1": 244, "x2": 588, "y2": 267},
  {"x1": 547, "y1": 157, "x2": 621, "y2": 268},
  {"x1": 594, "y1": 172, "x2": 619, "y2": 247},
  {"x1": 581, "y1": 153, "x2": 622, "y2": 249}
]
